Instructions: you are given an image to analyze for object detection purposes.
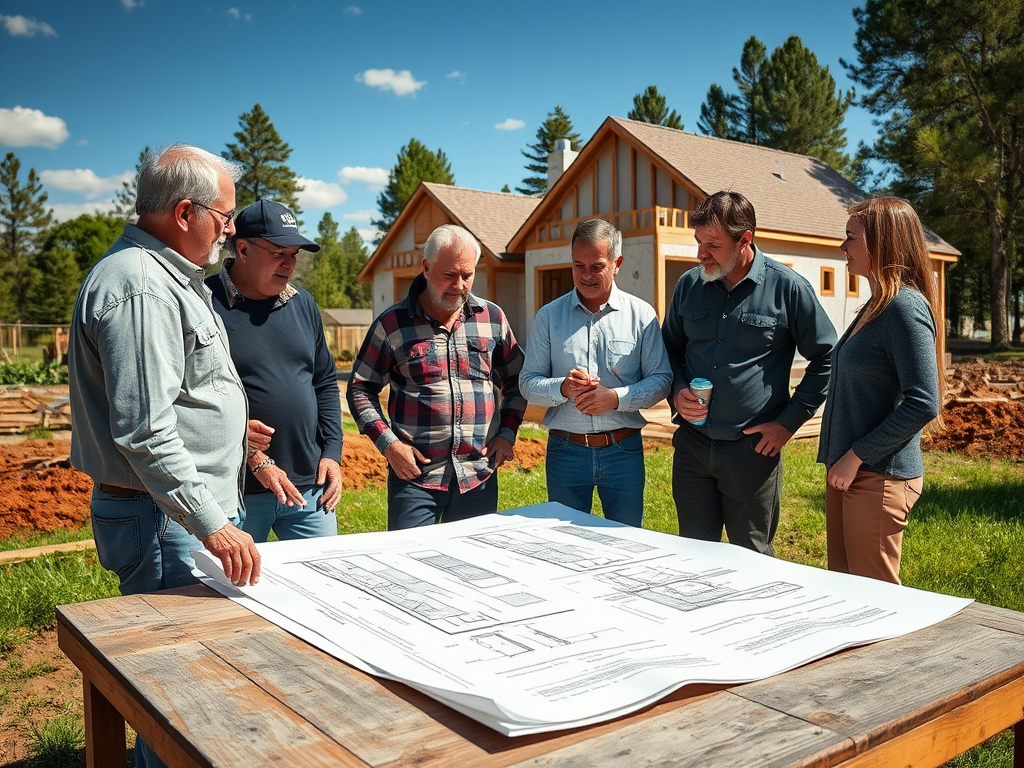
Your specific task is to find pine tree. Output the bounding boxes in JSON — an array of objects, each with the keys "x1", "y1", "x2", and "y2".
[
  {"x1": 846, "y1": 0, "x2": 1024, "y2": 346},
  {"x1": 308, "y1": 212, "x2": 348, "y2": 308},
  {"x1": 372, "y1": 139, "x2": 454, "y2": 241},
  {"x1": 758, "y1": 36, "x2": 853, "y2": 171},
  {"x1": 0, "y1": 152, "x2": 53, "y2": 321},
  {"x1": 223, "y1": 103, "x2": 302, "y2": 214},
  {"x1": 697, "y1": 36, "x2": 853, "y2": 173},
  {"x1": 517, "y1": 106, "x2": 582, "y2": 196},
  {"x1": 697, "y1": 84, "x2": 741, "y2": 139},
  {"x1": 627, "y1": 85, "x2": 683, "y2": 130},
  {"x1": 340, "y1": 227, "x2": 371, "y2": 308},
  {"x1": 110, "y1": 147, "x2": 148, "y2": 222},
  {"x1": 733, "y1": 37, "x2": 768, "y2": 144}
]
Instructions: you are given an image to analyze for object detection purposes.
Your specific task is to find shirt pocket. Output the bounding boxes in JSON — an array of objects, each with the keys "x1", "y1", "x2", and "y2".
[
  {"x1": 738, "y1": 312, "x2": 778, "y2": 348},
  {"x1": 606, "y1": 338, "x2": 638, "y2": 379},
  {"x1": 184, "y1": 321, "x2": 223, "y2": 392},
  {"x1": 467, "y1": 337, "x2": 495, "y2": 380},
  {"x1": 400, "y1": 339, "x2": 443, "y2": 384}
]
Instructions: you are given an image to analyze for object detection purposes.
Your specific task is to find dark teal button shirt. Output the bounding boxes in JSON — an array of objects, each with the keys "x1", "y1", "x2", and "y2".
[{"x1": 662, "y1": 247, "x2": 837, "y2": 441}]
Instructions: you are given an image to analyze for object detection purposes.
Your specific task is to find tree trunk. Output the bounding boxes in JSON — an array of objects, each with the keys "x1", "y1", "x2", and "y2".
[{"x1": 987, "y1": 209, "x2": 1010, "y2": 346}]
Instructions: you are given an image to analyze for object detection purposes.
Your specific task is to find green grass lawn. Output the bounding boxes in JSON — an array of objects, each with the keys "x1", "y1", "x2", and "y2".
[{"x1": 1, "y1": 434, "x2": 1020, "y2": 766}]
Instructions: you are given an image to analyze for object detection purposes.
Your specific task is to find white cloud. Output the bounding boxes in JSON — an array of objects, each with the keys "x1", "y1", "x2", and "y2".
[
  {"x1": 357, "y1": 227, "x2": 380, "y2": 244},
  {"x1": 49, "y1": 200, "x2": 115, "y2": 223},
  {"x1": 342, "y1": 209, "x2": 376, "y2": 222},
  {"x1": 446, "y1": 70, "x2": 464, "y2": 79},
  {"x1": 296, "y1": 177, "x2": 349, "y2": 209},
  {"x1": 121, "y1": 0, "x2": 143, "y2": 10},
  {"x1": 226, "y1": 7, "x2": 252, "y2": 21},
  {"x1": 343, "y1": 5, "x2": 362, "y2": 14},
  {"x1": 355, "y1": 68, "x2": 425, "y2": 97},
  {"x1": 337, "y1": 166, "x2": 388, "y2": 190},
  {"x1": 1, "y1": 15, "x2": 56, "y2": 37},
  {"x1": 0, "y1": 106, "x2": 69, "y2": 148},
  {"x1": 39, "y1": 168, "x2": 133, "y2": 199},
  {"x1": 495, "y1": 118, "x2": 525, "y2": 131}
]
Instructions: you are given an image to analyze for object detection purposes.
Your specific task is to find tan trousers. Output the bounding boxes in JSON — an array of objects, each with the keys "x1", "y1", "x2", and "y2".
[{"x1": 826, "y1": 470, "x2": 923, "y2": 585}]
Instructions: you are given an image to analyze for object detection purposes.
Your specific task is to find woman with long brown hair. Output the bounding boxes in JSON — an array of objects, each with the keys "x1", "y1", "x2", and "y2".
[{"x1": 817, "y1": 197, "x2": 943, "y2": 584}]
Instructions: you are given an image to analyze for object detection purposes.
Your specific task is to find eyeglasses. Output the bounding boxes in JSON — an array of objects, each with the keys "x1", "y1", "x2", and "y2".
[
  {"x1": 245, "y1": 239, "x2": 299, "y2": 259},
  {"x1": 192, "y1": 201, "x2": 235, "y2": 227}
]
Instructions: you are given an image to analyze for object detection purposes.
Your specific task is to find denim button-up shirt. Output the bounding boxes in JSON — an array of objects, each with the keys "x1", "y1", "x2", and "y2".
[
  {"x1": 520, "y1": 283, "x2": 672, "y2": 432},
  {"x1": 69, "y1": 224, "x2": 248, "y2": 539}
]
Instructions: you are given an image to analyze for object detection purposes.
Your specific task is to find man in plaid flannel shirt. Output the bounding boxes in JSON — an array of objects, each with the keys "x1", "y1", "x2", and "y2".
[{"x1": 347, "y1": 224, "x2": 526, "y2": 529}]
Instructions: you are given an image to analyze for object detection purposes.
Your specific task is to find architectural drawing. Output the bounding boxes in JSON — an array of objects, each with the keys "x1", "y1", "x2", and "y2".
[{"x1": 194, "y1": 502, "x2": 972, "y2": 736}]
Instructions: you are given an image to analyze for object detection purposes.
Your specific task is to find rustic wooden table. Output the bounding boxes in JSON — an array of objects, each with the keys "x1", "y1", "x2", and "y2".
[{"x1": 57, "y1": 585, "x2": 1024, "y2": 768}]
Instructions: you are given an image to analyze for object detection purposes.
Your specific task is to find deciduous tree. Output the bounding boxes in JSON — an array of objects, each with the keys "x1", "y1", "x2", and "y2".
[
  {"x1": 627, "y1": 86, "x2": 683, "y2": 130},
  {"x1": 517, "y1": 106, "x2": 582, "y2": 197},
  {"x1": 372, "y1": 138, "x2": 454, "y2": 240},
  {"x1": 223, "y1": 103, "x2": 302, "y2": 214},
  {"x1": 0, "y1": 152, "x2": 53, "y2": 320}
]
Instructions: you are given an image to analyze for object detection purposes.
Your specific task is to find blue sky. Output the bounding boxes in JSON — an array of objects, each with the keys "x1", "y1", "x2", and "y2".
[{"x1": 1, "y1": 0, "x2": 876, "y2": 241}]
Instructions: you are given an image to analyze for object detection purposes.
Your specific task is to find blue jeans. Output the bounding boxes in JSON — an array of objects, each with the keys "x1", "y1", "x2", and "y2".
[
  {"x1": 90, "y1": 486, "x2": 242, "y2": 595},
  {"x1": 90, "y1": 486, "x2": 242, "y2": 768},
  {"x1": 387, "y1": 469, "x2": 499, "y2": 529},
  {"x1": 545, "y1": 431, "x2": 645, "y2": 527},
  {"x1": 241, "y1": 487, "x2": 337, "y2": 543}
]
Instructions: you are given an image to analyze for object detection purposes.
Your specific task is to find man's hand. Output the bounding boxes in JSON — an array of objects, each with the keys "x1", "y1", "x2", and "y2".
[
  {"x1": 482, "y1": 435, "x2": 514, "y2": 469},
  {"x1": 827, "y1": 448, "x2": 862, "y2": 491},
  {"x1": 673, "y1": 387, "x2": 707, "y2": 424},
  {"x1": 248, "y1": 420, "x2": 275, "y2": 452},
  {"x1": 575, "y1": 385, "x2": 619, "y2": 416},
  {"x1": 742, "y1": 421, "x2": 794, "y2": 457},
  {"x1": 384, "y1": 440, "x2": 430, "y2": 481},
  {"x1": 253, "y1": 461, "x2": 306, "y2": 507},
  {"x1": 202, "y1": 523, "x2": 260, "y2": 587},
  {"x1": 560, "y1": 366, "x2": 599, "y2": 399},
  {"x1": 316, "y1": 458, "x2": 343, "y2": 512}
]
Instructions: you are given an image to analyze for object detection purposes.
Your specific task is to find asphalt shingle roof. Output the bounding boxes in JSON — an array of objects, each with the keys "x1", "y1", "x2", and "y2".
[{"x1": 422, "y1": 182, "x2": 541, "y2": 259}]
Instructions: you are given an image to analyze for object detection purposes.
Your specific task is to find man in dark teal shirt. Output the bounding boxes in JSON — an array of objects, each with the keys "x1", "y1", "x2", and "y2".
[{"x1": 662, "y1": 191, "x2": 836, "y2": 555}]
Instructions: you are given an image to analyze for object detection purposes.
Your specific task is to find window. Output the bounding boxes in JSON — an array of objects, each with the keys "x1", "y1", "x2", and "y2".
[
  {"x1": 820, "y1": 266, "x2": 835, "y2": 296},
  {"x1": 847, "y1": 271, "x2": 859, "y2": 297}
]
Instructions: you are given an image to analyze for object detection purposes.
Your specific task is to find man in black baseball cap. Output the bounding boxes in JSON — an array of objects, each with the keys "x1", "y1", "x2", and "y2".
[
  {"x1": 232, "y1": 198, "x2": 322, "y2": 252},
  {"x1": 207, "y1": 199, "x2": 344, "y2": 544}
]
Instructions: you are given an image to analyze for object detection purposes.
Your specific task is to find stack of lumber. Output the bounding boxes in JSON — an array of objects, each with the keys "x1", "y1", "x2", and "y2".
[{"x1": 0, "y1": 388, "x2": 72, "y2": 433}]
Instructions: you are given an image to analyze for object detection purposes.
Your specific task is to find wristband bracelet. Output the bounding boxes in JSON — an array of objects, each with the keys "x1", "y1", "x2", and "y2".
[{"x1": 251, "y1": 457, "x2": 276, "y2": 475}]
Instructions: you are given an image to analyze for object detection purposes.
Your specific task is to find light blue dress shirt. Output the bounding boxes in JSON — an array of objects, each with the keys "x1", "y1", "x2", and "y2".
[{"x1": 521, "y1": 283, "x2": 672, "y2": 432}]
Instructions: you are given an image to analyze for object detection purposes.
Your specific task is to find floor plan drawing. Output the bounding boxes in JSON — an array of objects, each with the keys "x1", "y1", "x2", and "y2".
[{"x1": 194, "y1": 502, "x2": 972, "y2": 736}]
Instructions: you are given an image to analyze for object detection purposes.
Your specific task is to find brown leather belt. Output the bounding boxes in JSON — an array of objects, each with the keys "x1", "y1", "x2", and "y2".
[
  {"x1": 98, "y1": 483, "x2": 139, "y2": 497},
  {"x1": 549, "y1": 427, "x2": 639, "y2": 448}
]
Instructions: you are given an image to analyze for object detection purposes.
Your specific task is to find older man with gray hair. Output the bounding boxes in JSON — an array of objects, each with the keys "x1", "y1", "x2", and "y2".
[
  {"x1": 69, "y1": 144, "x2": 259, "y2": 768},
  {"x1": 348, "y1": 224, "x2": 527, "y2": 529},
  {"x1": 521, "y1": 218, "x2": 671, "y2": 527}
]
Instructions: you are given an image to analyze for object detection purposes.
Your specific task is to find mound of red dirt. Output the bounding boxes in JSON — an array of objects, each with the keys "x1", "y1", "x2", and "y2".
[{"x1": 0, "y1": 434, "x2": 548, "y2": 540}]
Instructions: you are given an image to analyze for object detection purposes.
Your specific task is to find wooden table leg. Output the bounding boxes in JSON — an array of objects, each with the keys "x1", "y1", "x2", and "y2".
[
  {"x1": 1016, "y1": 719, "x2": 1023, "y2": 768},
  {"x1": 83, "y1": 675, "x2": 126, "y2": 768}
]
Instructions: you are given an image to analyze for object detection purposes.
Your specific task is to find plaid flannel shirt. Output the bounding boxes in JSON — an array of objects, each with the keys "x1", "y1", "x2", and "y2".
[{"x1": 347, "y1": 274, "x2": 526, "y2": 493}]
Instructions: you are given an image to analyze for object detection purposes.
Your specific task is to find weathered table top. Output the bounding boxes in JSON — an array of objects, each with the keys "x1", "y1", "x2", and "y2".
[{"x1": 57, "y1": 585, "x2": 1024, "y2": 768}]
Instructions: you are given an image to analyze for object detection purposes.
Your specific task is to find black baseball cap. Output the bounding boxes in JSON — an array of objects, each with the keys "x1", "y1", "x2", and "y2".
[{"x1": 233, "y1": 199, "x2": 321, "y2": 252}]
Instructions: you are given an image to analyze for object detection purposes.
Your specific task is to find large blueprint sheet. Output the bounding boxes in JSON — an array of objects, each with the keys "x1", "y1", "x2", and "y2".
[{"x1": 194, "y1": 503, "x2": 971, "y2": 735}]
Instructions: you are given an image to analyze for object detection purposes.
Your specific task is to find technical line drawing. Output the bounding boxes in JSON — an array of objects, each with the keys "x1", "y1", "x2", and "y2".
[
  {"x1": 550, "y1": 525, "x2": 657, "y2": 553},
  {"x1": 470, "y1": 530, "x2": 630, "y2": 571}
]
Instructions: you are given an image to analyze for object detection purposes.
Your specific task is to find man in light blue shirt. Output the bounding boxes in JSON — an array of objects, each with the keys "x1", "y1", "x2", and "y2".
[{"x1": 521, "y1": 219, "x2": 671, "y2": 527}]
